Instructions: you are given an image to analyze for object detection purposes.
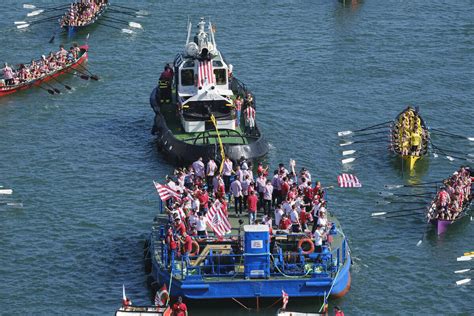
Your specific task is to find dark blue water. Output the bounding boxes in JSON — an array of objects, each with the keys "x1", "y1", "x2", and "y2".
[{"x1": 0, "y1": 0, "x2": 473, "y2": 314}]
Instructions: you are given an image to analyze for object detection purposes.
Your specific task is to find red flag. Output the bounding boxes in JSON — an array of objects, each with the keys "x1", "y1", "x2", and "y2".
[
  {"x1": 205, "y1": 200, "x2": 231, "y2": 237},
  {"x1": 155, "y1": 284, "x2": 169, "y2": 307},
  {"x1": 282, "y1": 289, "x2": 289, "y2": 309},
  {"x1": 153, "y1": 181, "x2": 182, "y2": 202},
  {"x1": 337, "y1": 173, "x2": 361, "y2": 188}
]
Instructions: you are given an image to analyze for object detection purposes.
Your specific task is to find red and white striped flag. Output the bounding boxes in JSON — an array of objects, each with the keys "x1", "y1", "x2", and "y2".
[
  {"x1": 153, "y1": 181, "x2": 182, "y2": 202},
  {"x1": 205, "y1": 200, "x2": 231, "y2": 237},
  {"x1": 282, "y1": 290, "x2": 289, "y2": 309},
  {"x1": 155, "y1": 284, "x2": 169, "y2": 307},
  {"x1": 198, "y1": 60, "x2": 215, "y2": 87},
  {"x1": 337, "y1": 173, "x2": 362, "y2": 188}
]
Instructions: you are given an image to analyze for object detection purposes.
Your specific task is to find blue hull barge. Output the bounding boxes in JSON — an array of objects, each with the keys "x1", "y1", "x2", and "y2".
[{"x1": 144, "y1": 212, "x2": 351, "y2": 304}]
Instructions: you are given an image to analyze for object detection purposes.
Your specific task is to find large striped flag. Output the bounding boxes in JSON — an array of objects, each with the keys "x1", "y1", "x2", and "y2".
[
  {"x1": 198, "y1": 60, "x2": 215, "y2": 87},
  {"x1": 153, "y1": 181, "x2": 182, "y2": 202},
  {"x1": 337, "y1": 173, "x2": 362, "y2": 188},
  {"x1": 205, "y1": 200, "x2": 231, "y2": 237}
]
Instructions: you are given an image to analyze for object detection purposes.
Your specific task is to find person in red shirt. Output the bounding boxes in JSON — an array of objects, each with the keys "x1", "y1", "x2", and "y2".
[
  {"x1": 165, "y1": 228, "x2": 177, "y2": 265},
  {"x1": 334, "y1": 306, "x2": 344, "y2": 316},
  {"x1": 281, "y1": 177, "x2": 290, "y2": 200},
  {"x1": 299, "y1": 209, "x2": 313, "y2": 231},
  {"x1": 247, "y1": 191, "x2": 258, "y2": 224},
  {"x1": 171, "y1": 296, "x2": 188, "y2": 316},
  {"x1": 197, "y1": 189, "x2": 209, "y2": 215},
  {"x1": 181, "y1": 233, "x2": 193, "y2": 266},
  {"x1": 279, "y1": 214, "x2": 292, "y2": 230},
  {"x1": 174, "y1": 218, "x2": 186, "y2": 236}
]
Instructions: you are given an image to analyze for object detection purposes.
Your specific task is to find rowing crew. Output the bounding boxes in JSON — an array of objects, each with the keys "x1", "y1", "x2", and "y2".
[
  {"x1": 427, "y1": 166, "x2": 472, "y2": 221},
  {"x1": 60, "y1": 0, "x2": 108, "y2": 27},
  {"x1": 1, "y1": 44, "x2": 82, "y2": 87},
  {"x1": 393, "y1": 106, "x2": 428, "y2": 156}
]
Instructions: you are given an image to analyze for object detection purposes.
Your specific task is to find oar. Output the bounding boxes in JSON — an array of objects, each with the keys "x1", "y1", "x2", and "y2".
[
  {"x1": 102, "y1": 16, "x2": 143, "y2": 29},
  {"x1": 416, "y1": 221, "x2": 431, "y2": 247},
  {"x1": 340, "y1": 138, "x2": 388, "y2": 147},
  {"x1": 430, "y1": 128, "x2": 474, "y2": 142},
  {"x1": 23, "y1": 3, "x2": 69, "y2": 11},
  {"x1": 377, "y1": 211, "x2": 425, "y2": 219},
  {"x1": 430, "y1": 146, "x2": 474, "y2": 157},
  {"x1": 43, "y1": 82, "x2": 60, "y2": 94},
  {"x1": 455, "y1": 278, "x2": 471, "y2": 286},
  {"x1": 111, "y1": 4, "x2": 139, "y2": 11},
  {"x1": 376, "y1": 200, "x2": 429, "y2": 205},
  {"x1": 36, "y1": 84, "x2": 55, "y2": 95},
  {"x1": 431, "y1": 143, "x2": 474, "y2": 162},
  {"x1": 338, "y1": 121, "x2": 392, "y2": 137},
  {"x1": 16, "y1": 15, "x2": 62, "y2": 29},
  {"x1": 457, "y1": 255, "x2": 474, "y2": 262},
  {"x1": 94, "y1": 21, "x2": 134, "y2": 34},
  {"x1": 371, "y1": 207, "x2": 426, "y2": 217},
  {"x1": 465, "y1": 252, "x2": 474, "y2": 256},
  {"x1": 384, "y1": 181, "x2": 440, "y2": 189},
  {"x1": 454, "y1": 268, "x2": 473, "y2": 274},
  {"x1": 0, "y1": 189, "x2": 13, "y2": 195},
  {"x1": 108, "y1": 8, "x2": 141, "y2": 17},
  {"x1": 50, "y1": 76, "x2": 72, "y2": 90},
  {"x1": 378, "y1": 191, "x2": 433, "y2": 198},
  {"x1": 0, "y1": 201, "x2": 23, "y2": 207},
  {"x1": 74, "y1": 63, "x2": 99, "y2": 81},
  {"x1": 66, "y1": 70, "x2": 89, "y2": 80}
]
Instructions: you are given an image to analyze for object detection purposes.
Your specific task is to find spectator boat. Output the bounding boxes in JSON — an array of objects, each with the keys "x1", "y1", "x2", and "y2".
[
  {"x1": 115, "y1": 306, "x2": 171, "y2": 316},
  {"x1": 0, "y1": 45, "x2": 88, "y2": 97},
  {"x1": 144, "y1": 204, "x2": 351, "y2": 306},
  {"x1": 390, "y1": 106, "x2": 430, "y2": 170},
  {"x1": 150, "y1": 18, "x2": 269, "y2": 165}
]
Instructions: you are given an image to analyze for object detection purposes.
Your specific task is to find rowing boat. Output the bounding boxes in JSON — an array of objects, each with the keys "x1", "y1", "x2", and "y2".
[
  {"x1": 0, "y1": 45, "x2": 88, "y2": 97},
  {"x1": 115, "y1": 306, "x2": 171, "y2": 316},
  {"x1": 427, "y1": 167, "x2": 473, "y2": 235},
  {"x1": 61, "y1": 2, "x2": 109, "y2": 37},
  {"x1": 390, "y1": 106, "x2": 430, "y2": 170}
]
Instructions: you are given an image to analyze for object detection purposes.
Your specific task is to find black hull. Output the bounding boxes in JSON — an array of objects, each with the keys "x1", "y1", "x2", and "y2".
[{"x1": 150, "y1": 88, "x2": 269, "y2": 165}]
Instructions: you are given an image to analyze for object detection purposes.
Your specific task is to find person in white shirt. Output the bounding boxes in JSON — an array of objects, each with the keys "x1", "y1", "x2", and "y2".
[
  {"x1": 256, "y1": 174, "x2": 267, "y2": 209},
  {"x1": 274, "y1": 204, "x2": 284, "y2": 227},
  {"x1": 230, "y1": 178, "x2": 243, "y2": 216},
  {"x1": 241, "y1": 174, "x2": 251, "y2": 209},
  {"x1": 235, "y1": 165, "x2": 244, "y2": 183},
  {"x1": 192, "y1": 157, "x2": 205, "y2": 179},
  {"x1": 206, "y1": 159, "x2": 217, "y2": 191},
  {"x1": 313, "y1": 224, "x2": 325, "y2": 253},
  {"x1": 188, "y1": 210, "x2": 199, "y2": 235},
  {"x1": 196, "y1": 213, "x2": 208, "y2": 237},
  {"x1": 263, "y1": 180, "x2": 273, "y2": 215},
  {"x1": 222, "y1": 156, "x2": 233, "y2": 193},
  {"x1": 282, "y1": 199, "x2": 292, "y2": 215},
  {"x1": 289, "y1": 204, "x2": 300, "y2": 232}
]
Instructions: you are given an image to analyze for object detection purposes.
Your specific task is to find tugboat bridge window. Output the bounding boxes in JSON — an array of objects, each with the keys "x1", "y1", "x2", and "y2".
[
  {"x1": 183, "y1": 60, "x2": 195, "y2": 68},
  {"x1": 214, "y1": 68, "x2": 227, "y2": 85},
  {"x1": 181, "y1": 69, "x2": 194, "y2": 86}
]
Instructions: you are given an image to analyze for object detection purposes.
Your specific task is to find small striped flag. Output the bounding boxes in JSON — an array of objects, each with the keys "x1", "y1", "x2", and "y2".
[
  {"x1": 205, "y1": 200, "x2": 231, "y2": 237},
  {"x1": 153, "y1": 181, "x2": 182, "y2": 202},
  {"x1": 155, "y1": 284, "x2": 169, "y2": 306},
  {"x1": 282, "y1": 289, "x2": 289, "y2": 309},
  {"x1": 337, "y1": 173, "x2": 362, "y2": 188}
]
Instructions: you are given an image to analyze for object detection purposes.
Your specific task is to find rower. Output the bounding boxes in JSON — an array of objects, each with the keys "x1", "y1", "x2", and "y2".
[
  {"x1": 2, "y1": 63, "x2": 14, "y2": 86},
  {"x1": 410, "y1": 127, "x2": 422, "y2": 156}
]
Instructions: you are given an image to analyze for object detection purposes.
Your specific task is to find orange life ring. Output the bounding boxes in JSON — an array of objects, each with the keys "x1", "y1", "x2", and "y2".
[{"x1": 298, "y1": 237, "x2": 315, "y2": 255}]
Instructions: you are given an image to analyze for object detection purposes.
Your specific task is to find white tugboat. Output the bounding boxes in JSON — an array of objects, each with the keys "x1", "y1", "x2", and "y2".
[{"x1": 150, "y1": 18, "x2": 269, "y2": 165}]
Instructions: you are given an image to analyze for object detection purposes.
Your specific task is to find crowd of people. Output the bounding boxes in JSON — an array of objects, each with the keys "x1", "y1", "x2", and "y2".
[
  {"x1": 1, "y1": 44, "x2": 82, "y2": 87},
  {"x1": 428, "y1": 166, "x2": 472, "y2": 221},
  {"x1": 60, "y1": 0, "x2": 108, "y2": 27},
  {"x1": 393, "y1": 107, "x2": 428, "y2": 156},
  {"x1": 161, "y1": 156, "x2": 334, "y2": 259}
]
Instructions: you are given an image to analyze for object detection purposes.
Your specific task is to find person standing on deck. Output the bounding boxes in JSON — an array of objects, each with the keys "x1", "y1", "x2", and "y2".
[
  {"x1": 247, "y1": 191, "x2": 258, "y2": 224},
  {"x1": 206, "y1": 159, "x2": 217, "y2": 191},
  {"x1": 241, "y1": 174, "x2": 251, "y2": 210},
  {"x1": 159, "y1": 64, "x2": 173, "y2": 103},
  {"x1": 244, "y1": 105, "x2": 256, "y2": 134},
  {"x1": 234, "y1": 95, "x2": 243, "y2": 127},
  {"x1": 274, "y1": 203, "x2": 284, "y2": 227},
  {"x1": 192, "y1": 157, "x2": 205, "y2": 179},
  {"x1": 256, "y1": 173, "x2": 267, "y2": 210},
  {"x1": 263, "y1": 180, "x2": 273, "y2": 216},
  {"x1": 222, "y1": 156, "x2": 233, "y2": 193},
  {"x1": 230, "y1": 177, "x2": 243, "y2": 216},
  {"x1": 171, "y1": 296, "x2": 188, "y2": 316}
]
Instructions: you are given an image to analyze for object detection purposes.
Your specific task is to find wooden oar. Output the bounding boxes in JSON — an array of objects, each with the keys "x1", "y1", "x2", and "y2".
[
  {"x1": 384, "y1": 181, "x2": 440, "y2": 189},
  {"x1": 431, "y1": 128, "x2": 474, "y2": 142},
  {"x1": 454, "y1": 268, "x2": 473, "y2": 274},
  {"x1": 108, "y1": 8, "x2": 141, "y2": 17},
  {"x1": 43, "y1": 82, "x2": 60, "y2": 94},
  {"x1": 340, "y1": 138, "x2": 388, "y2": 147},
  {"x1": 378, "y1": 191, "x2": 433, "y2": 198},
  {"x1": 376, "y1": 200, "x2": 429, "y2": 205},
  {"x1": 377, "y1": 212, "x2": 425, "y2": 219},
  {"x1": 338, "y1": 121, "x2": 392, "y2": 137},
  {"x1": 36, "y1": 84, "x2": 55, "y2": 95},
  {"x1": 16, "y1": 15, "x2": 62, "y2": 29},
  {"x1": 0, "y1": 189, "x2": 13, "y2": 195},
  {"x1": 74, "y1": 63, "x2": 99, "y2": 81},
  {"x1": 416, "y1": 221, "x2": 431, "y2": 247},
  {"x1": 102, "y1": 16, "x2": 142, "y2": 29},
  {"x1": 371, "y1": 207, "x2": 426, "y2": 217},
  {"x1": 455, "y1": 278, "x2": 471, "y2": 286},
  {"x1": 50, "y1": 75, "x2": 72, "y2": 90}
]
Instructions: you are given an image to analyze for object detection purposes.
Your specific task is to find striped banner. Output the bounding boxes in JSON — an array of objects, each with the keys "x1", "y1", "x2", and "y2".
[
  {"x1": 153, "y1": 181, "x2": 182, "y2": 201},
  {"x1": 205, "y1": 200, "x2": 231, "y2": 237},
  {"x1": 337, "y1": 173, "x2": 362, "y2": 188},
  {"x1": 198, "y1": 60, "x2": 215, "y2": 87}
]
